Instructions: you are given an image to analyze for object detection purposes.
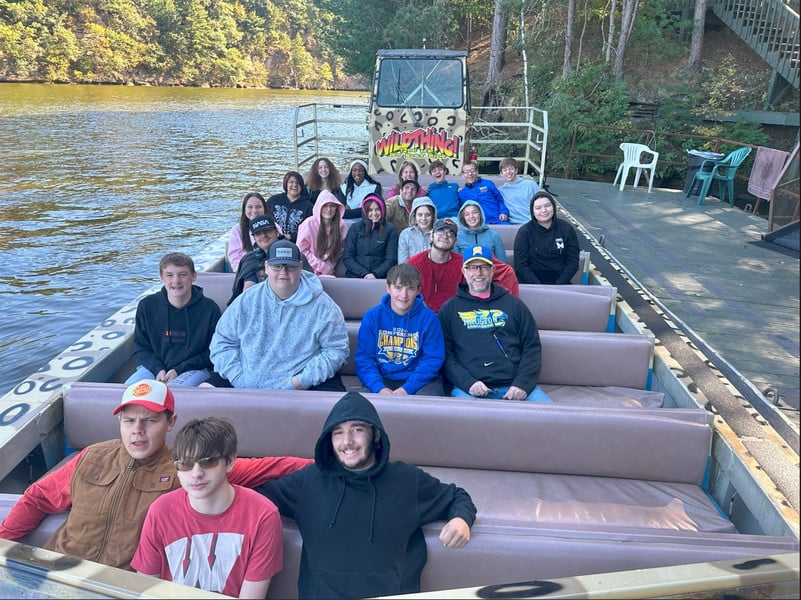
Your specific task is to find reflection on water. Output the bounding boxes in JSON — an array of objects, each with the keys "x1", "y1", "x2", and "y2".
[{"x1": 0, "y1": 84, "x2": 368, "y2": 395}]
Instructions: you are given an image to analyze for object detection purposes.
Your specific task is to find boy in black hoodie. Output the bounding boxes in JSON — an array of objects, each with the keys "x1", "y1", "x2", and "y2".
[
  {"x1": 257, "y1": 392, "x2": 476, "y2": 599},
  {"x1": 127, "y1": 252, "x2": 221, "y2": 386}
]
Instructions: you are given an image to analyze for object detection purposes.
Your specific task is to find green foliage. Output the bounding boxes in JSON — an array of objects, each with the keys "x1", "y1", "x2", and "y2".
[
  {"x1": 0, "y1": 0, "x2": 348, "y2": 86},
  {"x1": 543, "y1": 63, "x2": 632, "y2": 176}
]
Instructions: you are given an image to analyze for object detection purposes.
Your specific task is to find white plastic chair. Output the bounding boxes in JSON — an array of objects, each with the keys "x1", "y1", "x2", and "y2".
[{"x1": 613, "y1": 143, "x2": 659, "y2": 193}]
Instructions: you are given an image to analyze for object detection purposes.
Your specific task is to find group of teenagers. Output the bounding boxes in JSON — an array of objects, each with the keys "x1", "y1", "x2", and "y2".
[
  {"x1": 226, "y1": 156, "x2": 582, "y2": 288},
  {"x1": 0, "y1": 380, "x2": 475, "y2": 598},
  {"x1": 0, "y1": 157, "x2": 583, "y2": 597}
]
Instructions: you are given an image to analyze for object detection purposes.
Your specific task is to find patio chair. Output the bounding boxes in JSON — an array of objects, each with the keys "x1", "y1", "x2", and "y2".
[
  {"x1": 686, "y1": 147, "x2": 752, "y2": 206},
  {"x1": 613, "y1": 143, "x2": 659, "y2": 193}
]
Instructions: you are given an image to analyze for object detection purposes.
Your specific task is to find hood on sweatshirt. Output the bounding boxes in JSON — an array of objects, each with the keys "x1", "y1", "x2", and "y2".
[
  {"x1": 407, "y1": 196, "x2": 437, "y2": 231},
  {"x1": 361, "y1": 193, "x2": 387, "y2": 229},
  {"x1": 312, "y1": 190, "x2": 346, "y2": 223},
  {"x1": 529, "y1": 190, "x2": 558, "y2": 223},
  {"x1": 314, "y1": 392, "x2": 390, "y2": 474},
  {"x1": 457, "y1": 199, "x2": 488, "y2": 232}
]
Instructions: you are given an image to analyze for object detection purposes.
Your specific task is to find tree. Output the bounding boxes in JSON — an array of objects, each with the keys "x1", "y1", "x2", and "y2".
[
  {"x1": 563, "y1": 0, "x2": 575, "y2": 78},
  {"x1": 611, "y1": 0, "x2": 639, "y2": 81},
  {"x1": 686, "y1": 0, "x2": 706, "y2": 73},
  {"x1": 482, "y1": 0, "x2": 508, "y2": 106}
]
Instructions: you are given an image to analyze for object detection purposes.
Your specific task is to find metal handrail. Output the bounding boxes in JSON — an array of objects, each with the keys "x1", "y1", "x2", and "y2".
[{"x1": 292, "y1": 102, "x2": 549, "y2": 185}]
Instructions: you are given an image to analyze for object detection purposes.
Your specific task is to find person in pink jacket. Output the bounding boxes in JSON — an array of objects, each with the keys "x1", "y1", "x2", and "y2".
[{"x1": 296, "y1": 190, "x2": 348, "y2": 276}]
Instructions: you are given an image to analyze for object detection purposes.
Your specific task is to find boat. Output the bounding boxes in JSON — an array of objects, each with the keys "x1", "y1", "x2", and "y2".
[{"x1": 0, "y1": 50, "x2": 798, "y2": 597}]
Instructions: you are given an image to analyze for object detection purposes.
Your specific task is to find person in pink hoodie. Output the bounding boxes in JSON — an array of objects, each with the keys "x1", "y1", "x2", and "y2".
[{"x1": 296, "y1": 190, "x2": 348, "y2": 276}]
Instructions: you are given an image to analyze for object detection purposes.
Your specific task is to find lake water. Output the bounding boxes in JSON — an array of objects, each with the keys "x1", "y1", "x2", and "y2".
[{"x1": 0, "y1": 84, "x2": 368, "y2": 396}]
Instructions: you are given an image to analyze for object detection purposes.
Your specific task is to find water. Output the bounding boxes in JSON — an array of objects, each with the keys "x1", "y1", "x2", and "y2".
[{"x1": 0, "y1": 84, "x2": 368, "y2": 396}]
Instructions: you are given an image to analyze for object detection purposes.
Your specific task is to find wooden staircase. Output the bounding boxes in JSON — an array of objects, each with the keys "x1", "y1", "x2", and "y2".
[
  {"x1": 675, "y1": 0, "x2": 799, "y2": 105},
  {"x1": 710, "y1": 0, "x2": 799, "y2": 103}
]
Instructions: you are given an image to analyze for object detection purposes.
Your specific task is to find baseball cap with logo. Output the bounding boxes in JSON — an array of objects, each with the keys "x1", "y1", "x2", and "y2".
[
  {"x1": 268, "y1": 239, "x2": 302, "y2": 267},
  {"x1": 433, "y1": 218, "x2": 458, "y2": 236},
  {"x1": 250, "y1": 214, "x2": 278, "y2": 234},
  {"x1": 113, "y1": 379, "x2": 175, "y2": 415},
  {"x1": 462, "y1": 245, "x2": 493, "y2": 266}
]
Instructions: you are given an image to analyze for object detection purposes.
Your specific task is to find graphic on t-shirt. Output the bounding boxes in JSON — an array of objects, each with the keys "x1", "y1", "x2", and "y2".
[
  {"x1": 165, "y1": 532, "x2": 244, "y2": 592},
  {"x1": 376, "y1": 327, "x2": 419, "y2": 365}
]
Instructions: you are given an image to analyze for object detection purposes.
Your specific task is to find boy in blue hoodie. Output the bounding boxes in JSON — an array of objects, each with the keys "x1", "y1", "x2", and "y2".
[
  {"x1": 256, "y1": 392, "x2": 475, "y2": 599},
  {"x1": 355, "y1": 263, "x2": 445, "y2": 395}
]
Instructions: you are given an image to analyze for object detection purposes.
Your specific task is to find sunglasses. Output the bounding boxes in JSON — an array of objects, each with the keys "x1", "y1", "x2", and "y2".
[{"x1": 173, "y1": 456, "x2": 224, "y2": 471}]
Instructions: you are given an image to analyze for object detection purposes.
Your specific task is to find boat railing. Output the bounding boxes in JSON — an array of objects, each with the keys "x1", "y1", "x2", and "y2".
[
  {"x1": 469, "y1": 104, "x2": 548, "y2": 187},
  {"x1": 292, "y1": 101, "x2": 369, "y2": 176},
  {"x1": 292, "y1": 101, "x2": 548, "y2": 185}
]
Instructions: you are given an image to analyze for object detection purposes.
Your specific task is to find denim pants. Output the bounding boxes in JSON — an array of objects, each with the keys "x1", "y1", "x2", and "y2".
[
  {"x1": 451, "y1": 384, "x2": 553, "y2": 403},
  {"x1": 125, "y1": 365, "x2": 210, "y2": 387}
]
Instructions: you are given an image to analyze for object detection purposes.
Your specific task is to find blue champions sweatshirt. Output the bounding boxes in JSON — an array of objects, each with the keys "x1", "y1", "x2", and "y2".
[{"x1": 355, "y1": 293, "x2": 445, "y2": 394}]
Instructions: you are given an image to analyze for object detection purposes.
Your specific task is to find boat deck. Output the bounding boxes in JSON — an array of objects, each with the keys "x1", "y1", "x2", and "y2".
[
  {"x1": 545, "y1": 177, "x2": 799, "y2": 518},
  {"x1": 548, "y1": 178, "x2": 798, "y2": 413}
]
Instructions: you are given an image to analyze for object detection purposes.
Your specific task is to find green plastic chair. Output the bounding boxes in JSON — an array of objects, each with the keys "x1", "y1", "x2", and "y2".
[{"x1": 686, "y1": 147, "x2": 752, "y2": 206}]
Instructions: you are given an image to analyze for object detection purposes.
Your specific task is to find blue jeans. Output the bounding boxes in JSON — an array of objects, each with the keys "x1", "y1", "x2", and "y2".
[
  {"x1": 451, "y1": 385, "x2": 553, "y2": 403},
  {"x1": 125, "y1": 365, "x2": 210, "y2": 387}
]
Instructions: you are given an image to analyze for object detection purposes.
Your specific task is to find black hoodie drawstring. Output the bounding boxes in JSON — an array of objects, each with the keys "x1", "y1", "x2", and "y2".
[
  {"x1": 367, "y1": 475, "x2": 377, "y2": 543},
  {"x1": 328, "y1": 480, "x2": 346, "y2": 531},
  {"x1": 327, "y1": 474, "x2": 378, "y2": 544}
]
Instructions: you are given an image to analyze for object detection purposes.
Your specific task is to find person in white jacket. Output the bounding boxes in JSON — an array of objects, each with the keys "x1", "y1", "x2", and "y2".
[{"x1": 209, "y1": 240, "x2": 349, "y2": 391}]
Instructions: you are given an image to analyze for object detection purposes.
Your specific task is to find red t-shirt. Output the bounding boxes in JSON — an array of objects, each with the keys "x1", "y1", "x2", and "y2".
[
  {"x1": 408, "y1": 251, "x2": 464, "y2": 312},
  {"x1": 131, "y1": 485, "x2": 282, "y2": 597}
]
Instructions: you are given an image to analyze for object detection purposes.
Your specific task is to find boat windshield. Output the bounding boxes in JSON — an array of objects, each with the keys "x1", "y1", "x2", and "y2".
[{"x1": 376, "y1": 57, "x2": 464, "y2": 109}]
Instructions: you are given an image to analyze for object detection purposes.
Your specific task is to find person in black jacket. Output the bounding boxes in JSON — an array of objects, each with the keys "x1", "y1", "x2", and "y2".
[
  {"x1": 229, "y1": 214, "x2": 311, "y2": 305},
  {"x1": 257, "y1": 391, "x2": 475, "y2": 599},
  {"x1": 342, "y1": 193, "x2": 398, "y2": 279},
  {"x1": 513, "y1": 190, "x2": 580, "y2": 284},
  {"x1": 439, "y1": 245, "x2": 552, "y2": 402},
  {"x1": 127, "y1": 253, "x2": 221, "y2": 386},
  {"x1": 266, "y1": 170, "x2": 313, "y2": 243}
]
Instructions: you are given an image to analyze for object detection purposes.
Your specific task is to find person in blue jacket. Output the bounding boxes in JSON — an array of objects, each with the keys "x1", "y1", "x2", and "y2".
[
  {"x1": 256, "y1": 391, "x2": 475, "y2": 599},
  {"x1": 343, "y1": 193, "x2": 399, "y2": 278},
  {"x1": 457, "y1": 160, "x2": 509, "y2": 224},
  {"x1": 454, "y1": 200, "x2": 508, "y2": 263},
  {"x1": 426, "y1": 159, "x2": 460, "y2": 218},
  {"x1": 355, "y1": 263, "x2": 445, "y2": 395}
]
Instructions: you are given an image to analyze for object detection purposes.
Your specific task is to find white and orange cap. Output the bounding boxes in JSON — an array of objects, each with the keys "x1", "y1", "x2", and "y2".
[{"x1": 113, "y1": 379, "x2": 175, "y2": 415}]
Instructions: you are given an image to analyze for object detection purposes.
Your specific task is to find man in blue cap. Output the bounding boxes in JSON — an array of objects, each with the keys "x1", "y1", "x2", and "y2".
[{"x1": 438, "y1": 245, "x2": 551, "y2": 402}]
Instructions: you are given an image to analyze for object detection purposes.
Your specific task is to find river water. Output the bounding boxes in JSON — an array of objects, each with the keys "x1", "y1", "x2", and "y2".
[{"x1": 0, "y1": 84, "x2": 368, "y2": 396}]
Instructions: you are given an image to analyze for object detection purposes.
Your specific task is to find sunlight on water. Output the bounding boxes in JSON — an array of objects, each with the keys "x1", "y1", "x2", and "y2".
[{"x1": 0, "y1": 84, "x2": 368, "y2": 395}]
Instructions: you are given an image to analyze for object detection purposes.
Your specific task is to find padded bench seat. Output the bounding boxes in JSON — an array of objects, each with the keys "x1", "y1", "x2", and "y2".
[
  {"x1": 61, "y1": 384, "x2": 702, "y2": 536},
  {"x1": 3, "y1": 384, "x2": 797, "y2": 599},
  {"x1": 195, "y1": 272, "x2": 611, "y2": 330}
]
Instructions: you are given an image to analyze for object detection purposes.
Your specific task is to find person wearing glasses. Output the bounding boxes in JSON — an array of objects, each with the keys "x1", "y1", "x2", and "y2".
[
  {"x1": 409, "y1": 219, "x2": 520, "y2": 313},
  {"x1": 132, "y1": 417, "x2": 283, "y2": 599},
  {"x1": 438, "y1": 246, "x2": 551, "y2": 402},
  {"x1": 209, "y1": 240, "x2": 349, "y2": 391},
  {"x1": 457, "y1": 160, "x2": 509, "y2": 224},
  {"x1": 407, "y1": 218, "x2": 465, "y2": 312},
  {"x1": 0, "y1": 380, "x2": 312, "y2": 570}
]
